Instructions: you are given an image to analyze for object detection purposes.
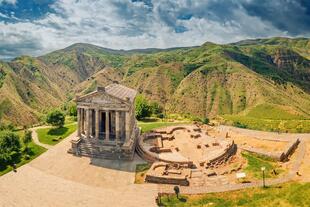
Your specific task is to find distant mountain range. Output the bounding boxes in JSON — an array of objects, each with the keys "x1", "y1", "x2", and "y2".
[{"x1": 0, "y1": 37, "x2": 309, "y2": 126}]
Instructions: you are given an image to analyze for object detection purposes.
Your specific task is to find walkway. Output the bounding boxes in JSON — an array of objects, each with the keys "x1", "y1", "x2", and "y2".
[
  {"x1": 0, "y1": 125, "x2": 309, "y2": 206},
  {"x1": 30, "y1": 126, "x2": 52, "y2": 149},
  {"x1": 0, "y1": 132, "x2": 158, "y2": 207}
]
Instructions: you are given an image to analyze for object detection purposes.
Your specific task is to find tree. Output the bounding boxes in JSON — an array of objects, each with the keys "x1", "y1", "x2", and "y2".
[
  {"x1": 46, "y1": 110, "x2": 65, "y2": 128},
  {"x1": 67, "y1": 103, "x2": 77, "y2": 117},
  {"x1": 135, "y1": 95, "x2": 151, "y2": 120},
  {"x1": 22, "y1": 130, "x2": 32, "y2": 152},
  {"x1": 0, "y1": 131, "x2": 21, "y2": 164},
  {"x1": 149, "y1": 101, "x2": 163, "y2": 116}
]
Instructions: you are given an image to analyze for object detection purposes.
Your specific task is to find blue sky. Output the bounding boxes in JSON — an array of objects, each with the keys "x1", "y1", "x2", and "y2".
[{"x1": 0, "y1": 0, "x2": 309, "y2": 59}]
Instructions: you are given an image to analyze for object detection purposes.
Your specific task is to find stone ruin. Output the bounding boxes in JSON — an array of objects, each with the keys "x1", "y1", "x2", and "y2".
[{"x1": 136, "y1": 125, "x2": 237, "y2": 186}]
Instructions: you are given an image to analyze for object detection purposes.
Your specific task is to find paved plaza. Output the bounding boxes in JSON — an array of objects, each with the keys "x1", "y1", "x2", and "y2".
[
  {"x1": 0, "y1": 125, "x2": 309, "y2": 206},
  {"x1": 0, "y1": 132, "x2": 157, "y2": 207}
]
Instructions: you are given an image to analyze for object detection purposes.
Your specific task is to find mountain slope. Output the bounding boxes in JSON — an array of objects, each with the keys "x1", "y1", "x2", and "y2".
[{"x1": 0, "y1": 37, "x2": 310, "y2": 128}]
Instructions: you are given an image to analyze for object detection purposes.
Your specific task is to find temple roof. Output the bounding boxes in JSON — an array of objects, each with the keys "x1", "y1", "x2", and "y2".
[
  {"x1": 104, "y1": 84, "x2": 137, "y2": 103},
  {"x1": 77, "y1": 83, "x2": 137, "y2": 104}
]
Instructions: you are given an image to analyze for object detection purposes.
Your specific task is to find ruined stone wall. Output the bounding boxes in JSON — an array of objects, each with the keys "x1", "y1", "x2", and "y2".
[{"x1": 241, "y1": 138, "x2": 300, "y2": 162}]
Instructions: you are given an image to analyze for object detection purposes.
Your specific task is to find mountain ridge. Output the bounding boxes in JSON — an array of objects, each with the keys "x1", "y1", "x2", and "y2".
[{"x1": 0, "y1": 37, "x2": 309, "y2": 129}]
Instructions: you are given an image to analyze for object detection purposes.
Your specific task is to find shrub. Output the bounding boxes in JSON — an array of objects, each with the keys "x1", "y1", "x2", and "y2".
[
  {"x1": 0, "y1": 131, "x2": 21, "y2": 164},
  {"x1": 234, "y1": 121, "x2": 247, "y2": 128},
  {"x1": 135, "y1": 95, "x2": 152, "y2": 120},
  {"x1": 67, "y1": 103, "x2": 77, "y2": 117},
  {"x1": 46, "y1": 110, "x2": 65, "y2": 128},
  {"x1": 202, "y1": 117, "x2": 210, "y2": 124},
  {"x1": 22, "y1": 130, "x2": 32, "y2": 151},
  {"x1": 149, "y1": 101, "x2": 163, "y2": 116}
]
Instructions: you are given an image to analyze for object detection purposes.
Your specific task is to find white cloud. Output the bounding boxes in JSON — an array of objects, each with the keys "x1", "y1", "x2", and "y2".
[{"x1": 0, "y1": 0, "x2": 307, "y2": 58}]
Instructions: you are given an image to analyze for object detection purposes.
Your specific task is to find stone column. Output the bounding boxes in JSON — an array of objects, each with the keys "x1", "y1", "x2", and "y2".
[
  {"x1": 89, "y1": 109, "x2": 93, "y2": 137},
  {"x1": 81, "y1": 108, "x2": 84, "y2": 135},
  {"x1": 77, "y1": 108, "x2": 81, "y2": 137},
  {"x1": 125, "y1": 111, "x2": 130, "y2": 141},
  {"x1": 86, "y1": 108, "x2": 90, "y2": 138},
  {"x1": 105, "y1": 111, "x2": 110, "y2": 142},
  {"x1": 95, "y1": 109, "x2": 99, "y2": 139},
  {"x1": 115, "y1": 111, "x2": 120, "y2": 143}
]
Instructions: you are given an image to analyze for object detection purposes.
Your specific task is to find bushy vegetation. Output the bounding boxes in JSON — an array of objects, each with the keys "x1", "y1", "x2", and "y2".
[
  {"x1": 160, "y1": 182, "x2": 310, "y2": 207},
  {"x1": 0, "y1": 129, "x2": 46, "y2": 176},
  {"x1": 135, "y1": 95, "x2": 163, "y2": 120},
  {"x1": 46, "y1": 110, "x2": 65, "y2": 128},
  {"x1": 0, "y1": 131, "x2": 21, "y2": 165},
  {"x1": 62, "y1": 102, "x2": 77, "y2": 117},
  {"x1": 22, "y1": 130, "x2": 32, "y2": 152}
]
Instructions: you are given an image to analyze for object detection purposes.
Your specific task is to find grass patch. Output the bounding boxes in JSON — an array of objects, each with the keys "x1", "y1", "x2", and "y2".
[
  {"x1": 134, "y1": 163, "x2": 151, "y2": 184},
  {"x1": 160, "y1": 182, "x2": 310, "y2": 207},
  {"x1": 242, "y1": 151, "x2": 284, "y2": 179},
  {"x1": 37, "y1": 123, "x2": 77, "y2": 145},
  {"x1": 222, "y1": 115, "x2": 310, "y2": 133},
  {"x1": 247, "y1": 104, "x2": 305, "y2": 120},
  {"x1": 0, "y1": 140, "x2": 47, "y2": 176},
  {"x1": 138, "y1": 120, "x2": 190, "y2": 133}
]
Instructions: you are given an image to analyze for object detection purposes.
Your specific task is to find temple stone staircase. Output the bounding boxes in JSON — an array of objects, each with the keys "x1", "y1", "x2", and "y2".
[{"x1": 78, "y1": 138, "x2": 104, "y2": 158}]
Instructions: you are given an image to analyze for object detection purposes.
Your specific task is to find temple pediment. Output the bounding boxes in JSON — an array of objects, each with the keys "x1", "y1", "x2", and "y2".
[
  {"x1": 78, "y1": 92, "x2": 125, "y2": 105},
  {"x1": 76, "y1": 84, "x2": 137, "y2": 107}
]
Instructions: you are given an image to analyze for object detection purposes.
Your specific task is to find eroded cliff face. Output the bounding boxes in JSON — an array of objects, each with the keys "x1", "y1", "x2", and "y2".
[{"x1": 272, "y1": 48, "x2": 305, "y2": 69}]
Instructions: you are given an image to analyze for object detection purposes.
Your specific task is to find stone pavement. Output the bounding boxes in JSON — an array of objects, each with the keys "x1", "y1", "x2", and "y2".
[
  {"x1": 0, "y1": 132, "x2": 158, "y2": 207},
  {"x1": 0, "y1": 125, "x2": 309, "y2": 207}
]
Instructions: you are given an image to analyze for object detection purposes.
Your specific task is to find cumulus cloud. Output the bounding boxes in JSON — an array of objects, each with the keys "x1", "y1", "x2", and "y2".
[{"x1": 0, "y1": 0, "x2": 309, "y2": 59}]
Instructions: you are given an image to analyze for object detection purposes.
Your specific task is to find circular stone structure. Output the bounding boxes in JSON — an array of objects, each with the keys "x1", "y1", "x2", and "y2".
[{"x1": 137, "y1": 125, "x2": 237, "y2": 169}]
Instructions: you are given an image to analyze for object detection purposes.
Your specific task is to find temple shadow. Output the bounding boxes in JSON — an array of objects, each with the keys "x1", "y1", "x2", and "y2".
[{"x1": 88, "y1": 154, "x2": 146, "y2": 172}]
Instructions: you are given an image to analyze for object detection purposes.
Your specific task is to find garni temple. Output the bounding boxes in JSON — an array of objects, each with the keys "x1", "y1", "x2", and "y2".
[{"x1": 69, "y1": 84, "x2": 140, "y2": 160}]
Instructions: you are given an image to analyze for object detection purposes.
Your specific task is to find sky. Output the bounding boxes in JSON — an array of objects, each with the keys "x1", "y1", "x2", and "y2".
[{"x1": 0, "y1": 0, "x2": 309, "y2": 59}]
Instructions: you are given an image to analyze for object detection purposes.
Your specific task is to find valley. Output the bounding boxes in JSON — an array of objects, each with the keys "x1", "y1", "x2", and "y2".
[{"x1": 0, "y1": 37, "x2": 309, "y2": 132}]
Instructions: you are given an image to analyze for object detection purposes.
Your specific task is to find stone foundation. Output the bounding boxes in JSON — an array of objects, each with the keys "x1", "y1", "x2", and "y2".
[{"x1": 242, "y1": 138, "x2": 300, "y2": 162}]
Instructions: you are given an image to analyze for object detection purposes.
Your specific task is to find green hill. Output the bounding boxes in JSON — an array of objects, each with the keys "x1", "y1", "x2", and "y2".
[{"x1": 1, "y1": 38, "x2": 310, "y2": 132}]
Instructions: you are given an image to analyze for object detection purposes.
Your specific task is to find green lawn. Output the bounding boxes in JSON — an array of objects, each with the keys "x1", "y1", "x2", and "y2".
[
  {"x1": 138, "y1": 121, "x2": 190, "y2": 133},
  {"x1": 0, "y1": 140, "x2": 47, "y2": 176},
  {"x1": 246, "y1": 104, "x2": 306, "y2": 120},
  {"x1": 36, "y1": 123, "x2": 77, "y2": 145},
  {"x1": 160, "y1": 182, "x2": 310, "y2": 207},
  {"x1": 242, "y1": 152, "x2": 285, "y2": 179},
  {"x1": 222, "y1": 115, "x2": 310, "y2": 133}
]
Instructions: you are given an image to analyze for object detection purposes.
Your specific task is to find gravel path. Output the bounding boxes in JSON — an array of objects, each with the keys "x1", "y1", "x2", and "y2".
[{"x1": 30, "y1": 126, "x2": 52, "y2": 149}]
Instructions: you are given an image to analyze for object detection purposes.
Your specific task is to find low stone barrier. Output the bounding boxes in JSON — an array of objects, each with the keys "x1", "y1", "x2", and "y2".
[
  {"x1": 145, "y1": 162, "x2": 190, "y2": 186},
  {"x1": 241, "y1": 138, "x2": 300, "y2": 162}
]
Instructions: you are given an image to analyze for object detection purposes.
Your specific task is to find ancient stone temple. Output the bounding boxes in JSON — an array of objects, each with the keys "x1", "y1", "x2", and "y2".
[{"x1": 69, "y1": 84, "x2": 140, "y2": 160}]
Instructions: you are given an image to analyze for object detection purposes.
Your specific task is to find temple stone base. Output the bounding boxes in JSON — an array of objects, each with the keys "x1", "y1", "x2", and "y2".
[{"x1": 70, "y1": 127, "x2": 140, "y2": 161}]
